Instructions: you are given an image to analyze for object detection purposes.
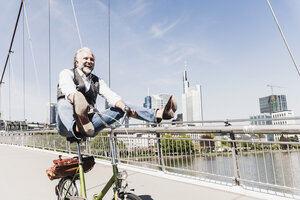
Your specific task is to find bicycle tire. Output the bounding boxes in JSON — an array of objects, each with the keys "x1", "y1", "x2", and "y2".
[
  {"x1": 118, "y1": 192, "x2": 142, "y2": 200},
  {"x1": 57, "y1": 177, "x2": 79, "y2": 200}
]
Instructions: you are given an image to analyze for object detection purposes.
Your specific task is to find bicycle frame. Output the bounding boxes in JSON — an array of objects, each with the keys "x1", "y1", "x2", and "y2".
[
  {"x1": 61, "y1": 129, "x2": 124, "y2": 200},
  {"x1": 93, "y1": 129, "x2": 122, "y2": 200},
  {"x1": 61, "y1": 141, "x2": 87, "y2": 199}
]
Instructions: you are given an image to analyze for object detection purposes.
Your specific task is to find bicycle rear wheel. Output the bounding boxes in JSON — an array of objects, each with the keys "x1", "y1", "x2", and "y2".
[
  {"x1": 118, "y1": 192, "x2": 142, "y2": 200},
  {"x1": 57, "y1": 177, "x2": 79, "y2": 200}
]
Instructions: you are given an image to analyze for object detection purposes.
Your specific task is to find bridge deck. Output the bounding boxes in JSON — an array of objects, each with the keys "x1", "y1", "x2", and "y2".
[{"x1": 0, "y1": 144, "x2": 265, "y2": 200}]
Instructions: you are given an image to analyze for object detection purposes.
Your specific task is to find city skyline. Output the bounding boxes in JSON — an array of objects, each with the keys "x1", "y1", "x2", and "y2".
[{"x1": 1, "y1": 1, "x2": 300, "y2": 122}]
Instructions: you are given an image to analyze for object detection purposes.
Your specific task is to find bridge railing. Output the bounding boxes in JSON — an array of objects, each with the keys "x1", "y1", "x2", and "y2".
[{"x1": 1, "y1": 123, "x2": 300, "y2": 198}]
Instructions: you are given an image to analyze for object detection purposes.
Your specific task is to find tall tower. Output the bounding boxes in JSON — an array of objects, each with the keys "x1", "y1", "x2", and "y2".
[
  {"x1": 182, "y1": 68, "x2": 202, "y2": 124},
  {"x1": 183, "y1": 70, "x2": 189, "y2": 94}
]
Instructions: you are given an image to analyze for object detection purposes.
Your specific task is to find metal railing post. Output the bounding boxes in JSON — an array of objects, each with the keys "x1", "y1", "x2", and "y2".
[
  {"x1": 68, "y1": 141, "x2": 71, "y2": 154},
  {"x1": 230, "y1": 133, "x2": 241, "y2": 186},
  {"x1": 21, "y1": 133, "x2": 24, "y2": 146},
  {"x1": 86, "y1": 138, "x2": 91, "y2": 155},
  {"x1": 41, "y1": 134, "x2": 44, "y2": 149},
  {"x1": 156, "y1": 132, "x2": 165, "y2": 171},
  {"x1": 53, "y1": 137, "x2": 56, "y2": 152},
  {"x1": 33, "y1": 133, "x2": 35, "y2": 148},
  {"x1": 114, "y1": 133, "x2": 120, "y2": 163}
]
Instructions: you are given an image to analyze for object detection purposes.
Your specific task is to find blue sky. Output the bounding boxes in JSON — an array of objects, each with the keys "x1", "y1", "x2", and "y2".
[{"x1": 1, "y1": 0, "x2": 300, "y2": 123}]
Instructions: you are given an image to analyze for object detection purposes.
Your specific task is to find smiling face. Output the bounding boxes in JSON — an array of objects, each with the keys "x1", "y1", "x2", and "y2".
[{"x1": 75, "y1": 49, "x2": 95, "y2": 75}]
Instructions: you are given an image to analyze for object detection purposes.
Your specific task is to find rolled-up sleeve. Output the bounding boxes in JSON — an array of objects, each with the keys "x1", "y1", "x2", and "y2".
[
  {"x1": 59, "y1": 69, "x2": 77, "y2": 99},
  {"x1": 98, "y1": 79, "x2": 122, "y2": 107}
]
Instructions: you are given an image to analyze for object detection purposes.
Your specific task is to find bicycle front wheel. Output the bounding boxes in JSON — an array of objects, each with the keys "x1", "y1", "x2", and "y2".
[
  {"x1": 118, "y1": 192, "x2": 142, "y2": 200},
  {"x1": 57, "y1": 177, "x2": 79, "y2": 200}
]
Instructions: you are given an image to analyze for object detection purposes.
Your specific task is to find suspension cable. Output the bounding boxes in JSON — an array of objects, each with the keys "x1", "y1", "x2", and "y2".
[
  {"x1": 105, "y1": 0, "x2": 111, "y2": 109},
  {"x1": 70, "y1": 0, "x2": 83, "y2": 47},
  {"x1": 108, "y1": 0, "x2": 111, "y2": 87},
  {"x1": 266, "y1": 0, "x2": 300, "y2": 77},
  {"x1": 23, "y1": 2, "x2": 41, "y2": 95},
  {"x1": 49, "y1": 0, "x2": 51, "y2": 106},
  {"x1": 8, "y1": 53, "x2": 18, "y2": 121},
  {"x1": 8, "y1": 56, "x2": 12, "y2": 120},
  {"x1": 0, "y1": 0, "x2": 23, "y2": 84},
  {"x1": 23, "y1": 0, "x2": 25, "y2": 120}
]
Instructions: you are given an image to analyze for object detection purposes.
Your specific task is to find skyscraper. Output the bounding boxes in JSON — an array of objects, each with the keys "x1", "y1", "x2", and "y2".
[
  {"x1": 182, "y1": 69, "x2": 202, "y2": 123},
  {"x1": 259, "y1": 95, "x2": 287, "y2": 114},
  {"x1": 143, "y1": 96, "x2": 152, "y2": 109},
  {"x1": 151, "y1": 94, "x2": 171, "y2": 109},
  {"x1": 46, "y1": 103, "x2": 57, "y2": 124}
]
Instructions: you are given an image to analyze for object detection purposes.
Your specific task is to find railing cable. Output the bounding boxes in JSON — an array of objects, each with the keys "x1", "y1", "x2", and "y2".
[{"x1": 266, "y1": 0, "x2": 300, "y2": 77}]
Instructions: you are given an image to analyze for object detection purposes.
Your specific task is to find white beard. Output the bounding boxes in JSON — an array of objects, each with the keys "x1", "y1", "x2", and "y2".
[{"x1": 82, "y1": 67, "x2": 92, "y2": 75}]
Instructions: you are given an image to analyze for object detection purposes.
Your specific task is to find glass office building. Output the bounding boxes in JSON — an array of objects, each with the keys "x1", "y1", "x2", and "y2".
[
  {"x1": 143, "y1": 96, "x2": 151, "y2": 109},
  {"x1": 259, "y1": 95, "x2": 287, "y2": 114}
]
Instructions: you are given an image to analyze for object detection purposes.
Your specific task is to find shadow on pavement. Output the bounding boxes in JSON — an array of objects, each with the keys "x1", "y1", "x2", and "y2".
[{"x1": 139, "y1": 195, "x2": 154, "y2": 200}]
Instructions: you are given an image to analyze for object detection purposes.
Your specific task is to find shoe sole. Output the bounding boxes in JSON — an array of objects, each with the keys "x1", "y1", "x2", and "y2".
[
  {"x1": 163, "y1": 96, "x2": 176, "y2": 120},
  {"x1": 73, "y1": 92, "x2": 94, "y2": 136},
  {"x1": 171, "y1": 96, "x2": 177, "y2": 112}
]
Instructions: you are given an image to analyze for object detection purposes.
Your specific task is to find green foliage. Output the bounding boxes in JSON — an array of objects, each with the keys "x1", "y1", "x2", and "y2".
[
  {"x1": 221, "y1": 137, "x2": 229, "y2": 146},
  {"x1": 89, "y1": 133, "x2": 126, "y2": 156},
  {"x1": 279, "y1": 135, "x2": 291, "y2": 150},
  {"x1": 200, "y1": 134, "x2": 215, "y2": 152},
  {"x1": 158, "y1": 134, "x2": 195, "y2": 155},
  {"x1": 290, "y1": 135, "x2": 299, "y2": 142}
]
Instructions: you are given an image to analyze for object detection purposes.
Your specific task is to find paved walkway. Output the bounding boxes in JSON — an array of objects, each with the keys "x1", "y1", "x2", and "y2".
[{"x1": 0, "y1": 144, "x2": 283, "y2": 200}]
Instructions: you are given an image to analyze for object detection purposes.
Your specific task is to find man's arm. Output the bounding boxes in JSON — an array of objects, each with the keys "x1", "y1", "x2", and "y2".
[
  {"x1": 99, "y1": 80, "x2": 136, "y2": 116},
  {"x1": 115, "y1": 100, "x2": 126, "y2": 111},
  {"x1": 115, "y1": 100, "x2": 137, "y2": 117},
  {"x1": 59, "y1": 69, "x2": 77, "y2": 103},
  {"x1": 98, "y1": 79, "x2": 122, "y2": 107}
]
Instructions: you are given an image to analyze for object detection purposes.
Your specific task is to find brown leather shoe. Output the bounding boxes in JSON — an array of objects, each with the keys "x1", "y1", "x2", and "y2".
[
  {"x1": 73, "y1": 92, "x2": 94, "y2": 137},
  {"x1": 162, "y1": 96, "x2": 177, "y2": 119}
]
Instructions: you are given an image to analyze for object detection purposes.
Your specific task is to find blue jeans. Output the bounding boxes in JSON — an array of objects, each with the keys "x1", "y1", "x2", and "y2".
[{"x1": 56, "y1": 99, "x2": 158, "y2": 138}]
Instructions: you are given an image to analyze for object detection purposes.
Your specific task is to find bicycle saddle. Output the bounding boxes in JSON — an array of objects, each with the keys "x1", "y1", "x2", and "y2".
[{"x1": 66, "y1": 136, "x2": 86, "y2": 143}]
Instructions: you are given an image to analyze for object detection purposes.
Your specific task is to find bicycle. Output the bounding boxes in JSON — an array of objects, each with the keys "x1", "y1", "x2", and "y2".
[{"x1": 55, "y1": 106, "x2": 142, "y2": 200}]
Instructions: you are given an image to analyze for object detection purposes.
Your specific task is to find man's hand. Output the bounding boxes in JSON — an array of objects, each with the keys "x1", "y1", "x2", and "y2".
[
  {"x1": 115, "y1": 100, "x2": 137, "y2": 118},
  {"x1": 127, "y1": 109, "x2": 137, "y2": 118}
]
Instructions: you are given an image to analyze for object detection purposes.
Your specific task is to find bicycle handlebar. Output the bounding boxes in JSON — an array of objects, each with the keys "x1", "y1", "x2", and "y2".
[{"x1": 89, "y1": 105, "x2": 131, "y2": 130}]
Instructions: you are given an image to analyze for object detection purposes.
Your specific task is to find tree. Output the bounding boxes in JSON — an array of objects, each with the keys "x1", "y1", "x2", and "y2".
[
  {"x1": 290, "y1": 135, "x2": 299, "y2": 142},
  {"x1": 279, "y1": 135, "x2": 291, "y2": 150},
  {"x1": 158, "y1": 134, "x2": 194, "y2": 155},
  {"x1": 89, "y1": 133, "x2": 126, "y2": 157},
  {"x1": 200, "y1": 134, "x2": 215, "y2": 152}
]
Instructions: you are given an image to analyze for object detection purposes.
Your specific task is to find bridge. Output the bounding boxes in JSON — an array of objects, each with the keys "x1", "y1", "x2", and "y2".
[
  {"x1": 1, "y1": 122, "x2": 300, "y2": 200},
  {"x1": 1, "y1": 1, "x2": 300, "y2": 199},
  {"x1": 0, "y1": 144, "x2": 262, "y2": 200}
]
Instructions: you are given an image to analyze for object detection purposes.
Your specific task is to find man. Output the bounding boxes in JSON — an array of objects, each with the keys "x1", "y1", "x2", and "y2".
[{"x1": 56, "y1": 47, "x2": 177, "y2": 139}]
